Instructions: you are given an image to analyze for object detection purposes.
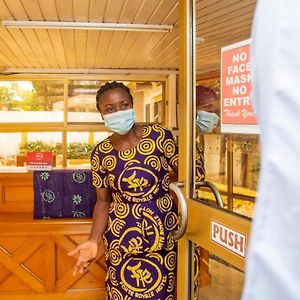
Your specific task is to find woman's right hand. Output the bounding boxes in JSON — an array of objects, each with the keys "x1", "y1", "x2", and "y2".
[{"x1": 67, "y1": 240, "x2": 99, "y2": 276}]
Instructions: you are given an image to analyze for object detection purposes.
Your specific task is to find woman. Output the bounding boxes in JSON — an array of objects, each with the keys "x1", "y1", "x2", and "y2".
[
  {"x1": 195, "y1": 85, "x2": 219, "y2": 182},
  {"x1": 193, "y1": 85, "x2": 219, "y2": 298},
  {"x1": 68, "y1": 81, "x2": 178, "y2": 300}
]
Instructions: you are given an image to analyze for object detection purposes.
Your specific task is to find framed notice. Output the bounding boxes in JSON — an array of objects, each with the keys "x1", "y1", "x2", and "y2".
[
  {"x1": 26, "y1": 152, "x2": 53, "y2": 171},
  {"x1": 221, "y1": 39, "x2": 259, "y2": 134}
]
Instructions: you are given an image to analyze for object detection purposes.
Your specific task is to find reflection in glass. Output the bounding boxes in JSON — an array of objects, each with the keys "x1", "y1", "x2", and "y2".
[
  {"x1": 203, "y1": 134, "x2": 227, "y2": 190},
  {"x1": 196, "y1": 253, "x2": 244, "y2": 300},
  {"x1": 233, "y1": 198, "x2": 255, "y2": 218},
  {"x1": 0, "y1": 80, "x2": 64, "y2": 122},
  {"x1": 196, "y1": 190, "x2": 228, "y2": 208},
  {"x1": 232, "y1": 135, "x2": 260, "y2": 197},
  {"x1": 194, "y1": 132, "x2": 259, "y2": 217}
]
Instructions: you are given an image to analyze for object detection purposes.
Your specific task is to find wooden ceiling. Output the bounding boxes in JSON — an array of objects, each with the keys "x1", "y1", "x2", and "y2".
[{"x1": 0, "y1": 0, "x2": 256, "y2": 78}]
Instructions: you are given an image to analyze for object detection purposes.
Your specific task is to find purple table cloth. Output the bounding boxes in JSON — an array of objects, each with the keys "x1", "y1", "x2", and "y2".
[{"x1": 34, "y1": 169, "x2": 96, "y2": 219}]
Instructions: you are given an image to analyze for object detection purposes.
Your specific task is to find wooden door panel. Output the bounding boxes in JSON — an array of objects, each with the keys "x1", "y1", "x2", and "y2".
[{"x1": 0, "y1": 215, "x2": 106, "y2": 300}]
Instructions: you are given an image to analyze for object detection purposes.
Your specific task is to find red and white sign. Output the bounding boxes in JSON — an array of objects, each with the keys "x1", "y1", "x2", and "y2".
[
  {"x1": 221, "y1": 39, "x2": 259, "y2": 134},
  {"x1": 26, "y1": 152, "x2": 53, "y2": 171},
  {"x1": 211, "y1": 220, "x2": 246, "y2": 258}
]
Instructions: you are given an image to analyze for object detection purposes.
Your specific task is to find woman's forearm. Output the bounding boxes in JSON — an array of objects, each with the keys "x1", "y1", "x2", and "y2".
[{"x1": 88, "y1": 200, "x2": 110, "y2": 243}]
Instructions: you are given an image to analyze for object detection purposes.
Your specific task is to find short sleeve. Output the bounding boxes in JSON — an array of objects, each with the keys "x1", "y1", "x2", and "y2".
[
  {"x1": 162, "y1": 127, "x2": 179, "y2": 169},
  {"x1": 90, "y1": 144, "x2": 109, "y2": 188}
]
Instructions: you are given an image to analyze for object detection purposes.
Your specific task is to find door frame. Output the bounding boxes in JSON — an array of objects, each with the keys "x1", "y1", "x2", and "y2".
[{"x1": 177, "y1": 0, "x2": 252, "y2": 299}]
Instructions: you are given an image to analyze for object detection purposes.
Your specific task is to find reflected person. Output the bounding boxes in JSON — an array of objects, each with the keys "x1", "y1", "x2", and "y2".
[{"x1": 194, "y1": 85, "x2": 219, "y2": 298}]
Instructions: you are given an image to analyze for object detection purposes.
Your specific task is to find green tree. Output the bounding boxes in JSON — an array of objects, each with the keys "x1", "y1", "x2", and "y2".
[
  {"x1": 0, "y1": 84, "x2": 14, "y2": 110},
  {"x1": 32, "y1": 81, "x2": 64, "y2": 111},
  {"x1": 0, "y1": 82, "x2": 37, "y2": 111}
]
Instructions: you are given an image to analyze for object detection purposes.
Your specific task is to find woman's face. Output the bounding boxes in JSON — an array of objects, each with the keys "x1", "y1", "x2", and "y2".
[
  {"x1": 196, "y1": 97, "x2": 219, "y2": 113},
  {"x1": 98, "y1": 88, "x2": 133, "y2": 115}
]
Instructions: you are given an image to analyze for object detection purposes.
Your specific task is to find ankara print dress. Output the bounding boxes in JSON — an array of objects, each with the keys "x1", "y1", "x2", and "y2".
[{"x1": 91, "y1": 124, "x2": 179, "y2": 300}]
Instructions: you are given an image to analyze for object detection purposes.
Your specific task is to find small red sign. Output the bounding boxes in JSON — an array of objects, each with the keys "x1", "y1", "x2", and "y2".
[{"x1": 26, "y1": 152, "x2": 53, "y2": 171}]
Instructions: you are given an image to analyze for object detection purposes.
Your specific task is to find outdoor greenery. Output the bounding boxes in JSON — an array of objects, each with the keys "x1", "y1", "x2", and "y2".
[
  {"x1": 19, "y1": 141, "x2": 96, "y2": 159},
  {"x1": 0, "y1": 81, "x2": 64, "y2": 111},
  {"x1": 0, "y1": 82, "x2": 37, "y2": 111},
  {"x1": 19, "y1": 140, "x2": 61, "y2": 155},
  {"x1": 67, "y1": 142, "x2": 96, "y2": 159}
]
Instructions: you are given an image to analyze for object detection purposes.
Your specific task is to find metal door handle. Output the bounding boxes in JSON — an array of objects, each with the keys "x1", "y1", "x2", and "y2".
[
  {"x1": 169, "y1": 182, "x2": 188, "y2": 240},
  {"x1": 195, "y1": 181, "x2": 224, "y2": 208}
]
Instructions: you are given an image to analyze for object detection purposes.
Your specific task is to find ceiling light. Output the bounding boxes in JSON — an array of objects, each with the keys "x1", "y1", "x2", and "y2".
[
  {"x1": 1, "y1": 68, "x2": 179, "y2": 75},
  {"x1": 1, "y1": 20, "x2": 173, "y2": 33}
]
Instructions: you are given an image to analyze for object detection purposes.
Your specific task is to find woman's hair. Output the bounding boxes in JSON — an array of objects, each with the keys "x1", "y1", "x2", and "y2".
[{"x1": 96, "y1": 81, "x2": 133, "y2": 112}]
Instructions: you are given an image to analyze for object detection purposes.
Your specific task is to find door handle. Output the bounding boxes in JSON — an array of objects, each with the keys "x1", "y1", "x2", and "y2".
[
  {"x1": 195, "y1": 181, "x2": 224, "y2": 208},
  {"x1": 169, "y1": 182, "x2": 188, "y2": 241}
]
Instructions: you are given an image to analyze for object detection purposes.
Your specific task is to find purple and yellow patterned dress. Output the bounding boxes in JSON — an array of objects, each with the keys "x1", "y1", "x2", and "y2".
[{"x1": 91, "y1": 124, "x2": 179, "y2": 300}]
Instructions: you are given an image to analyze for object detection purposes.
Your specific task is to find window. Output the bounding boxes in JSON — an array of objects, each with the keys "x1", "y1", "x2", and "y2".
[
  {"x1": 195, "y1": 78, "x2": 259, "y2": 218},
  {"x1": 0, "y1": 78, "x2": 166, "y2": 168},
  {"x1": 0, "y1": 81, "x2": 64, "y2": 123}
]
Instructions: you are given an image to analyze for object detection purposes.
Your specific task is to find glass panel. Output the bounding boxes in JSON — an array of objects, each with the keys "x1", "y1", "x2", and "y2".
[
  {"x1": 194, "y1": 78, "x2": 228, "y2": 194},
  {"x1": 0, "y1": 80, "x2": 64, "y2": 122},
  {"x1": 132, "y1": 82, "x2": 164, "y2": 123},
  {"x1": 67, "y1": 80, "x2": 164, "y2": 123},
  {"x1": 0, "y1": 133, "x2": 22, "y2": 166},
  {"x1": 232, "y1": 135, "x2": 260, "y2": 198},
  {"x1": 195, "y1": 189, "x2": 228, "y2": 208},
  {"x1": 67, "y1": 80, "x2": 101, "y2": 123},
  {"x1": 67, "y1": 131, "x2": 110, "y2": 167},
  {"x1": 203, "y1": 134, "x2": 227, "y2": 191},
  {"x1": 0, "y1": 132, "x2": 62, "y2": 167},
  {"x1": 233, "y1": 198, "x2": 255, "y2": 218},
  {"x1": 194, "y1": 193, "x2": 254, "y2": 218},
  {"x1": 196, "y1": 251, "x2": 244, "y2": 300},
  {"x1": 23, "y1": 132, "x2": 63, "y2": 167}
]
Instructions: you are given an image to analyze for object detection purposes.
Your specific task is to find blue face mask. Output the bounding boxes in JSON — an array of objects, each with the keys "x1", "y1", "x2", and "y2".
[
  {"x1": 103, "y1": 109, "x2": 136, "y2": 135},
  {"x1": 196, "y1": 111, "x2": 219, "y2": 133}
]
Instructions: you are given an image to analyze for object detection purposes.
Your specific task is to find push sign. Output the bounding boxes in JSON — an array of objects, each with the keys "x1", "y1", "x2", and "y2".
[{"x1": 211, "y1": 220, "x2": 246, "y2": 258}]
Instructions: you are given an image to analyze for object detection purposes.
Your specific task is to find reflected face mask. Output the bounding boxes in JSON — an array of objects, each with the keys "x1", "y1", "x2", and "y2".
[
  {"x1": 103, "y1": 109, "x2": 136, "y2": 135},
  {"x1": 196, "y1": 111, "x2": 219, "y2": 133}
]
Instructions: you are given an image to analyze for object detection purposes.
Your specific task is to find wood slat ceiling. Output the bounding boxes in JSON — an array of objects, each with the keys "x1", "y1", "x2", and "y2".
[
  {"x1": 196, "y1": 0, "x2": 256, "y2": 78},
  {"x1": 0, "y1": 0, "x2": 256, "y2": 78}
]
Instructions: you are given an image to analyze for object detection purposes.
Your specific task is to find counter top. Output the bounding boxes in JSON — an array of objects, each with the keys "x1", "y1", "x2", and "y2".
[
  {"x1": 0, "y1": 166, "x2": 92, "y2": 173},
  {"x1": 0, "y1": 166, "x2": 28, "y2": 173},
  {"x1": 0, "y1": 212, "x2": 93, "y2": 236}
]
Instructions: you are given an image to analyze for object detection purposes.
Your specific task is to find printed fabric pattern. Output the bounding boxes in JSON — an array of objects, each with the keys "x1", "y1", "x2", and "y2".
[{"x1": 91, "y1": 124, "x2": 179, "y2": 300}]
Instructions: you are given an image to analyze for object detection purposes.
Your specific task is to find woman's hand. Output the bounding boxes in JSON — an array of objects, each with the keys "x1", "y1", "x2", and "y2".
[
  {"x1": 68, "y1": 188, "x2": 110, "y2": 276},
  {"x1": 67, "y1": 240, "x2": 99, "y2": 276}
]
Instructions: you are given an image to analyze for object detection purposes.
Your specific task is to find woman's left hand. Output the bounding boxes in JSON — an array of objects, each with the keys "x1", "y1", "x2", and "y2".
[{"x1": 67, "y1": 240, "x2": 99, "y2": 276}]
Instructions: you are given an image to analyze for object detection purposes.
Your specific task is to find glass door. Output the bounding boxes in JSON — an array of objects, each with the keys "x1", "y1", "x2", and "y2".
[{"x1": 176, "y1": 0, "x2": 253, "y2": 299}]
